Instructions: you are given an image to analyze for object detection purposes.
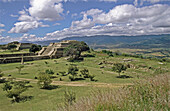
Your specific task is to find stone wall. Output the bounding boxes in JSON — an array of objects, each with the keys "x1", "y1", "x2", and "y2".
[
  {"x1": 0, "y1": 53, "x2": 35, "y2": 58},
  {"x1": 0, "y1": 55, "x2": 50, "y2": 64}
]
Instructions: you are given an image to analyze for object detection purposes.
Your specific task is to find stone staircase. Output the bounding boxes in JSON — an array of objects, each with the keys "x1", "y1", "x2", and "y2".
[{"x1": 42, "y1": 46, "x2": 54, "y2": 55}]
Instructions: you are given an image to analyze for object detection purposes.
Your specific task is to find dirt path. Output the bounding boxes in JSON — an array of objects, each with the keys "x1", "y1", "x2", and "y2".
[{"x1": 15, "y1": 78, "x2": 132, "y2": 88}]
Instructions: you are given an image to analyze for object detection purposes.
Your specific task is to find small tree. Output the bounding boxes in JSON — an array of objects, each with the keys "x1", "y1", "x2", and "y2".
[
  {"x1": 37, "y1": 72, "x2": 52, "y2": 89},
  {"x1": 112, "y1": 63, "x2": 127, "y2": 76},
  {"x1": 7, "y1": 44, "x2": 17, "y2": 50},
  {"x1": 45, "y1": 69, "x2": 54, "y2": 75},
  {"x1": 64, "y1": 90, "x2": 76, "y2": 107},
  {"x1": 64, "y1": 41, "x2": 89, "y2": 60},
  {"x1": 16, "y1": 65, "x2": 24, "y2": 74},
  {"x1": 2, "y1": 80, "x2": 29, "y2": 102},
  {"x1": 0, "y1": 70, "x2": 5, "y2": 83},
  {"x1": 80, "y1": 68, "x2": 90, "y2": 78},
  {"x1": 68, "y1": 66, "x2": 79, "y2": 81},
  {"x1": 29, "y1": 44, "x2": 41, "y2": 53}
]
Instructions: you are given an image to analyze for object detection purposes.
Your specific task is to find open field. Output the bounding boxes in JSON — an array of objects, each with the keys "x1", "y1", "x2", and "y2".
[{"x1": 0, "y1": 51, "x2": 170, "y2": 111}]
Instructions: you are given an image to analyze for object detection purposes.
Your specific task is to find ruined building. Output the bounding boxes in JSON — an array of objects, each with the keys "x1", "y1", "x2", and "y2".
[
  {"x1": 0, "y1": 40, "x2": 79, "y2": 64},
  {"x1": 7, "y1": 41, "x2": 32, "y2": 50},
  {"x1": 38, "y1": 40, "x2": 79, "y2": 58}
]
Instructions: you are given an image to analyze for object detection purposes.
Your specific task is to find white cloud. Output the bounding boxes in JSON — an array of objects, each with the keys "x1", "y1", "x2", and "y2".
[
  {"x1": 1, "y1": 0, "x2": 16, "y2": 2},
  {"x1": 43, "y1": 4, "x2": 170, "y2": 40},
  {"x1": 9, "y1": 20, "x2": 49, "y2": 33},
  {"x1": 99, "y1": 0, "x2": 117, "y2": 2},
  {"x1": 0, "y1": 23, "x2": 5, "y2": 27},
  {"x1": 53, "y1": 23, "x2": 61, "y2": 26},
  {"x1": 9, "y1": 10, "x2": 49, "y2": 33},
  {"x1": 29, "y1": 0, "x2": 63, "y2": 21},
  {"x1": 0, "y1": 29, "x2": 5, "y2": 33},
  {"x1": 134, "y1": 0, "x2": 170, "y2": 6},
  {"x1": 71, "y1": 14, "x2": 95, "y2": 29},
  {"x1": 10, "y1": 14, "x2": 18, "y2": 17}
]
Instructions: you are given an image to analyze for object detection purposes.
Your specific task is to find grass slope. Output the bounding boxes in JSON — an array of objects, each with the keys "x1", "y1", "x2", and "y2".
[{"x1": 0, "y1": 51, "x2": 169, "y2": 111}]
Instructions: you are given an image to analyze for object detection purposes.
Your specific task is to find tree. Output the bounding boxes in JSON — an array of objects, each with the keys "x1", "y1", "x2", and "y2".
[
  {"x1": 0, "y1": 70, "x2": 5, "y2": 83},
  {"x1": 64, "y1": 41, "x2": 89, "y2": 60},
  {"x1": 45, "y1": 69, "x2": 54, "y2": 75},
  {"x1": 29, "y1": 44, "x2": 41, "y2": 53},
  {"x1": 112, "y1": 63, "x2": 127, "y2": 76},
  {"x1": 2, "y1": 80, "x2": 29, "y2": 102},
  {"x1": 37, "y1": 72, "x2": 52, "y2": 89},
  {"x1": 68, "y1": 66, "x2": 79, "y2": 81},
  {"x1": 80, "y1": 68, "x2": 90, "y2": 78},
  {"x1": 7, "y1": 44, "x2": 17, "y2": 50},
  {"x1": 16, "y1": 65, "x2": 24, "y2": 74},
  {"x1": 64, "y1": 90, "x2": 76, "y2": 107}
]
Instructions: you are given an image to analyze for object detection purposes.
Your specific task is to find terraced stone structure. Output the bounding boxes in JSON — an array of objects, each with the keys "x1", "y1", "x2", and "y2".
[
  {"x1": 0, "y1": 40, "x2": 79, "y2": 64},
  {"x1": 38, "y1": 40, "x2": 79, "y2": 58},
  {"x1": 7, "y1": 41, "x2": 33, "y2": 50}
]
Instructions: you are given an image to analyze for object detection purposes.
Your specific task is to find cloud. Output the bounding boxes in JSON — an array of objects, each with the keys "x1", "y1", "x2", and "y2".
[
  {"x1": 99, "y1": 0, "x2": 117, "y2": 2},
  {"x1": 9, "y1": 21, "x2": 49, "y2": 33},
  {"x1": 71, "y1": 14, "x2": 95, "y2": 29},
  {"x1": 0, "y1": 29, "x2": 5, "y2": 33},
  {"x1": 29, "y1": 0, "x2": 64, "y2": 21},
  {"x1": 44, "y1": 4, "x2": 170, "y2": 40},
  {"x1": 134, "y1": 0, "x2": 170, "y2": 6},
  {"x1": 9, "y1": 10, "x2": 49, "y2": 33},
  {"x1": 1, "y1": 0, "x2": 16, "y2": 2},
  {"x1": 10, "y1": 14, "x2": 18, "y2": 17},
  {"x1": 53, "y1": 23, "x2": 61, "y2": 26},
  {"x1": 0, "y1": 23, "x2": 5, "y2": 27}
]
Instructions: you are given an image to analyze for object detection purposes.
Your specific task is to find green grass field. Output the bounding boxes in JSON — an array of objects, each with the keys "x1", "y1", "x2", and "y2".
[{"x1": 0, "y1": 51, "x2": 169, "y2": 111}]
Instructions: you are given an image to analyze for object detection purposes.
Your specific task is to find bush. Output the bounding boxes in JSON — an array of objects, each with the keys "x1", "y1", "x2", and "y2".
[
  {"x1": 112, "y1": 63, "x2": 127, "y2": 76},
  {"x1": 45, "y1": 69, "x2": 54, "y2": 75},
  {"x1": 60, "y1": 71, "x2": 67, "y2": 76},
  {"x1": 69, "y1": 76, "x2": 74, "y2": 81},
  {"x1": 37, "y1": 72, "x2": 52, "y2": 89},
  {"x1": 64, "y1": 90, "x2": 76, "y2": 107},
  {"x1": 89, "y1": 75, "x2": 95, "y2": 81},
  {"x1": 2, "y1": 80, "x2": 30, "y2": 102},
  {"x1": 80, "y1": 68, "x2": 90, "y2": 78}
]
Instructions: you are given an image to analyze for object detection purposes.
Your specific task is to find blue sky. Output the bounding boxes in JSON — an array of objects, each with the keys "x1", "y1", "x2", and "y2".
[{"x1": 0, "y1": 0, "x2": 170, "y2": 43}]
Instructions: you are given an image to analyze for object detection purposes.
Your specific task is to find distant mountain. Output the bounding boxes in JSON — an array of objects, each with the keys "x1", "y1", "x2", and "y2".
[{"x1": 33, "y1": 34, "x2": 170, "y2": 49}]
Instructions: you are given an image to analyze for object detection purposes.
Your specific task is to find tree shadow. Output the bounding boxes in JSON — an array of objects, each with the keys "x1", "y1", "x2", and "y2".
[
  {"x1": 116, "y1": 75, "x2": 133, "y2": 79},
  {"x1": 11, "y1": 96, "x2": 34, "y2": 103},
  {"x1": 26, "y1": 85, "x2": 33, "y2": 88},
  {"x1": 43, "y1": 85, "x2": 60, "y2": 90},
  {"x1": 21, "y1": 73, "x2": 29, "y2": 75},
  {"x1": 74, "y1": 78, "x2": 85, "y2": 81}
]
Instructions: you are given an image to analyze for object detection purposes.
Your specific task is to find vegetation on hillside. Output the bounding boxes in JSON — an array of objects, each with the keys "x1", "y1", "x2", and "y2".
[
  {"x1": 59, "y1": 74, "x2": 170, "y2": 111},
  {"x1": 0, "y1": 41, "x2": 169, "y2": 111}
]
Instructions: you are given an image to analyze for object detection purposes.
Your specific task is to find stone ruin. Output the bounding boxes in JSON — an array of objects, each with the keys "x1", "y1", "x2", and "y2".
[
  {"x1": 7, "y1": 41, "x2": 32, "y2": 50},
  {"x1": 0, "y1": 40, "x2": 79, "y2": 64},
  {"x1": 38, "y1": 40, "x2": 79, "y2": 57}
]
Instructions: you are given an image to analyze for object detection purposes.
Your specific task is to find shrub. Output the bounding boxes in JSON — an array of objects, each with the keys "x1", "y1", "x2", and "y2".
[
  {"x1": 2, "y1": 80, "x2": 29, "y2": 102},
  {"x1": 16, "y1": 65, "x2": 24, "y2": 74},
  {"x1": 60, "y1": 71, "x2": 67, "y2": 76},
  {"x1": 68, "y1": 66, "x2": 79, "y2": 81},
  {"x1": 89, "y1": 75, "x2": 95, "y2": 81},
  {"x1": 112, "y1": 63, "x2": 127, "y2": 77},
  {"x1": 37, "y1": 72, "x2": 52, "y2": 89},
  {"x1": 64, "y1": 90, "x2": 76, "y2": 108},
  {"x1": 45, "y1": 69, "x2": 54, "y2": 75},
  {"x1": 80, "y1": 68, "x2": 90, "y2": 78}
]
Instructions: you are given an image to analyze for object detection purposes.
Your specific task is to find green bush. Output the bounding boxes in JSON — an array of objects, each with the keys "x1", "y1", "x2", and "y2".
[
  {"x1": 45, "y1": 69, "x2": 54, "y2": 75},
  {"x1": 37, "y1": 72, "x2": 52, "y2": 89}
]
